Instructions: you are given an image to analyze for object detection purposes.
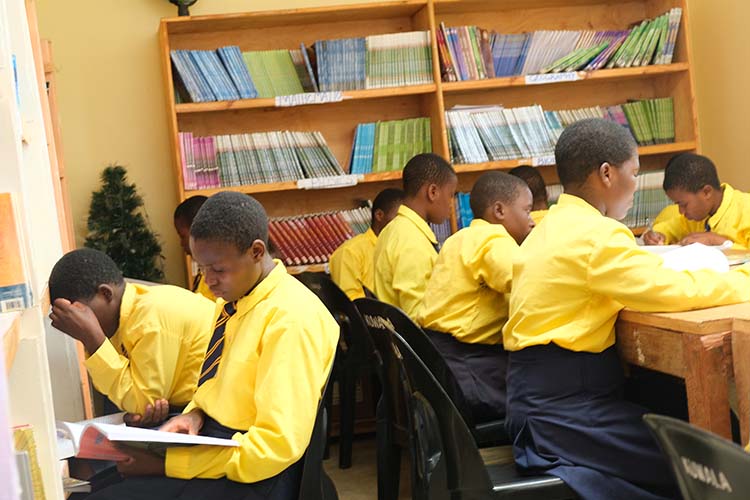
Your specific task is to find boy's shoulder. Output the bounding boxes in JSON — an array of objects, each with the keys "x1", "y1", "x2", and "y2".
[{"x1": 131, "y1": 283, "x2": 215, "y2": 318}]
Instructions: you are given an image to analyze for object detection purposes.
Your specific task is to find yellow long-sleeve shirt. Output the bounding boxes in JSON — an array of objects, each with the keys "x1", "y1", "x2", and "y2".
[
  {"x1": 373, "y1": 205, "x2": 438, "y2": 319},
  {"x1": 165, "y1": 262, "x2": 338, "y2": 483},
  {"x1": 530, "y1": 209, "x2": 548, "y2": 225},
  {"x1": 503, "y1": 193, "x2": 750, "y2": 353},
  {"x1": 653, "y1": 204, "x2": 679, "y2": 225},
  {"x1": 418, "y1": 219, "x2": 517, "y2": 345},
  {"x1": 85, "y1": 283, "x2": 215, "y2": 414},
  {"x1": 652, "y1": 184, "x2": 750, "y2": 248},
  {"x1": 329, "y1": 228, "x2": 377, "y2": 300}
]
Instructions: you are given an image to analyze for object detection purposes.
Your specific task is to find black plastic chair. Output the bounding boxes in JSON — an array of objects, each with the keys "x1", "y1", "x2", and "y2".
[
  {"x1": 299, "y1": 372, "x2": 339, "y2": 500},
  {"x1": 362, "y1": 285, "x2": 378, "y2": 299},
  {"x1": 295, "y1": 272, "x2": 378, "y2": 469},
  {"x1": 387, "y1": 327, "x2": 577, "y2": 499},
  {"x1": 644, "y1": 414, "x2": 750, "y2": 499},
  {"x1": 354, "y1": 298, "x2": 509, "y2": 447}
]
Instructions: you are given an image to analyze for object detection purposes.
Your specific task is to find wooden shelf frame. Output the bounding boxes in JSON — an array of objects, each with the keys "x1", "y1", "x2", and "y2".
[{"x1": 159, "y1": 0, "x2": 699, "y2": 283}]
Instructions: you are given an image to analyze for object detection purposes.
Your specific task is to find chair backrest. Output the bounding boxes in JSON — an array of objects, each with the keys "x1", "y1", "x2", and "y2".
[
  {"x1": 385, "y1": 327, "x2": 496, "y2": 498},
  {"x1": 353, "y1": 298, "x2": 476, "y2": 430},
  {"x1": 295, "y1": 273, "x2": 378, "y2": 368},
  {"x1": 299, "y1": 372, "x2": 338, "y2": 500},
  {"x1": 362, "y1": 285, "x2": 378, "y2": 299},
  {"x1": 644, "y1": 414, "x2": 750, "y2": 500}
]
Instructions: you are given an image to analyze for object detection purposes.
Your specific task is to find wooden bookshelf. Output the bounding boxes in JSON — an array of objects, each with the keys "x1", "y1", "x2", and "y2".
[
  {"x1": 158, "y1": 0, "x2": 699, "y2": 282},
  {"x1": 1, "y1": 313, "x2": 21, "y2": 376}
]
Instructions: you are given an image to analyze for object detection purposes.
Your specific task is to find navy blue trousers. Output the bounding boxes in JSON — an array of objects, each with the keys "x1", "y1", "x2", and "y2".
[
  {"x1": 505, "y1": 344, "x2": 680, "y2": 500},
  {"x1": 425, "y1": 329, "x2": 507, "y2": 423}
]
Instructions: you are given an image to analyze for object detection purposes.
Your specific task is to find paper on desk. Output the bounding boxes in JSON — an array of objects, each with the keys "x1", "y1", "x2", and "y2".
[{"x1": 643, "y1": 243, "x2": 730, "y2": 272}]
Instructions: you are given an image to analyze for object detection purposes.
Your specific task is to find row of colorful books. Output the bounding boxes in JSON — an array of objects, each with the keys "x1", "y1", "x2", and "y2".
[
  {"x1": 454, "y1": 192, "x2": 473, "y2": 229},
  {"x1": 268, "y1": 207, "x2": 370, "y2": 266},
  {"x1": 178, "y1": 131, "x2": 344, "y2": 190},
  {"x1": 446, "y1": 97, "x2": 674, "y2": 164},
  {"x1": 437, "y1": 8, "x2": 682, "y2": 81},
  {"x1": 621, "y1": 171, "x2": 671, "y2": 229},
  {"x1": 349, "y1": 117, "x2": 432, "y2": 174},
  {"x1": 170, "y1": 31, "x2": 433, "y2": 102}
]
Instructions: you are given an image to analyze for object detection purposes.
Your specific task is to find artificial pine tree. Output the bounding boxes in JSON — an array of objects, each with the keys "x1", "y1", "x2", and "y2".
[{"x1": 85, "y1": 165, "x2": 165, "y2": 282}]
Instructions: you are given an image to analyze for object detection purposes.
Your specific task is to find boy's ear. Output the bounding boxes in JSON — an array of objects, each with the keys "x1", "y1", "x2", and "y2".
[
  {"x1": 426, "y1": 183, "x2": 439, "y2": 201},
  {"x1": 598, "y1": 162, "x2": 613, "y2": 188},
  {"x1": 700, "y1": 184, "x2": 713, "y2": 198},
  {"x1": 97, "y1": 284, "x2": 115, "y2": 303},
  {"x1": 250, "y1": 239, "x2": 266, "y2": 261},
  {"x1": 373, "y1": 208, "x2": 385, "y2": 223},
  {"x1": 493, "y1": 201, "x2": 505, "y2": 220}
]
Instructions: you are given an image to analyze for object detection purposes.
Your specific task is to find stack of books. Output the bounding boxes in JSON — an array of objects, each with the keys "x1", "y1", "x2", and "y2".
[
  {"x1": 446, "y1": 97, "x2": 674, "y2": 164},
  {"x1": 268, "y1": 207, "x2": 371, "y2": 266},
  {"x1": 178, "y1": 130, "x2": 344, "y2": 190},
  {"x1": 171, "y1": 30, "x2": 434, "y2": 102},
  {"x1": 430, "y1": 220, "x2": 452, "y2": 246},
  {"x1": 437, "y1": 7, "x2": 682, "y2": 81},
  {"x1": 454, "y1": 192, "x2": 473, "y2": 230},
  {"x1": 622, "y1": 171, "x2": 671, "y2": 229},
  {"x1": 349, "y1": 117, "x2": 432, "y2": 174}
]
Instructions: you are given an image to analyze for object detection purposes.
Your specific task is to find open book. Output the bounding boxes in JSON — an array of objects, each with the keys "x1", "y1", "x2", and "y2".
[
  {"x1": 641, "y1": 242, "x2": 731, "y2": 273},
  {"x1": 56, "y1": 412, "x2": 239, "y2": 461}
]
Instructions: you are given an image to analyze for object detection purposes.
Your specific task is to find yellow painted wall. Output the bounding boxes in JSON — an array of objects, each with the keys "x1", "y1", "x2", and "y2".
[
  {"x1": 37, "y1": 0, "x2": 749, "y2": 285},
  {"x1": 36, "y1": 0, "x2": 379, "y2": 285},
  {"x1": 687, "y1": 0, "x2": 750, "y2": 192}
]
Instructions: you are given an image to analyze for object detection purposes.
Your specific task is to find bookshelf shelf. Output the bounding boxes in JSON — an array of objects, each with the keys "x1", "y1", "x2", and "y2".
[
  {"x1": 287, "y1": 263, "x2": 329, "y2": 275},
  {"x1": 441, "y1": 63, "x2": 690, "y2": 93},
  {"x1": 159, "y1": 0, "x2": 699, "y2": 283},
  {"x1": 175, "y1": 84, "x2": 439, "y2": 114},
  {"x1": 1, "y1": 313, "x2": 21, "y2": 375}
]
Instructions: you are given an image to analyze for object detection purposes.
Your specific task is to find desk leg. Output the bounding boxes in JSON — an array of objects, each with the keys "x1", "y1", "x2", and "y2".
[
  {"x1": 732, "y1": 328, "x2": 750, "y2": 445},
  {"x1": 682, "y1": 332, "x2": 731, "y2": 439}
]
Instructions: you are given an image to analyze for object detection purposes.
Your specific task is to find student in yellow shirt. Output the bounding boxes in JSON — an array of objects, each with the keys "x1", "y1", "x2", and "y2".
[
  {"x1": 652, "y1": 203, "x2": 679, "y2": 225},
  {"x1": 643, "y1": 153, "x2": 750, "y2": 247},
  {"x1": 88, "y1": 192, "x2": 338, "y2": 500},
  {"x1": 503, "y1": 119, "x2": 750, "y2": 500},
  {"x1": 418, "y1": 171, "x2": 534, "y2": 423},
  {"x1": 48, "y1": 249, "x2": 215, "y2": 425},
  {"x1": 173, "y1": 195, "x2": 215, "y2": 301},
  {"x1": 374, "y1": 153, "x2": 457, "y2": 319},
  {"x1": 509, "y1": 164, "x2": 549, "y2": 224},
  {"x1": 329, "y1": 188, "x2": 404, "y2": 300}
]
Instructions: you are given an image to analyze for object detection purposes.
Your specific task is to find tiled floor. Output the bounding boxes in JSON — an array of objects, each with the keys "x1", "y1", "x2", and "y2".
[{"x1": 324, "y1": 436, "x2": 411, "y2": 499}]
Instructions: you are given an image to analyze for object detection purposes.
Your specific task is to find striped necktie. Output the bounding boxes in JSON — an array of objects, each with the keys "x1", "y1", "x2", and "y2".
[
  {"x1": 432, "y1": 241, "x2": 440, "y2": 253},
  {"x1": 198, "y1": 301, "x2": 237, "y2": 386},
  {"x1": 191, "y1": 272, "x2": 202, "y2": 293}
]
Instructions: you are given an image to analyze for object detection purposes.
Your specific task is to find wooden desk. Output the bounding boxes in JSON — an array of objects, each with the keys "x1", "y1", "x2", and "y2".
[{"x1": 617, "y1": 303, "x2": 750, "y2": 442}]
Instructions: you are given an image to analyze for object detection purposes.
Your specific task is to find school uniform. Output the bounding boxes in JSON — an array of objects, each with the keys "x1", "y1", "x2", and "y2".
[
  {"x1": 89, "y1": 262, "x2": 338, "y2": 500},
  {"x1": 417, "y1": 219, "x2": 515, "y2": 423},
  {"x1": 530, "y1": 209, "x2": 548, "y2": 225},
  {"x1": 192, "y1": 271, "x2": 216, "y2": 301},
  {"x1": 652, "y1": 204, "x2": 679, "y2": 225},
  {"x1": 652, "y1": 183, "x2": 750, "y2": 247},
  {"x1": 329, "y1": 227, "x2": 377, "y2": 300},
  {"x1": 373, "y1": 205, "x2": 438, "y2": 320},
  {"x1": 85, "y1": 283, "x2": 215, "y2": 415},
  {"x1": 503, "y1": 193, "x2": 750, "y2": 500}
]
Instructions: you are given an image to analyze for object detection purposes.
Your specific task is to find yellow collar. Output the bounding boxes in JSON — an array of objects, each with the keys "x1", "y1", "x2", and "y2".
[
  {"x1": 115, "y1": 283, "x2": 138, "y2": 337},
  {"x1": 708, "y1": 183, "x2": 734, "y2": 228},
  {"x1": 228, "y1": 260, "x2": 287, "y2": 318},
  {"x1": 397, "y1": 205, "x2": 437, "y2": 245},
  {"x1": 555, "y1": 193, "x2": 602, "y2": 216},
  {"x1": 364, "y1": 227, "x2": 378, "y2": 245}
]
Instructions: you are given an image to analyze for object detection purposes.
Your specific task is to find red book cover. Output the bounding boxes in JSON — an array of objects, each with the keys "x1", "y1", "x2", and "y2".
[
  {"x1": 308, "y1": 216, "x2": 337, "y2": 256},
  {"x1": 331, "y1": 212, "x2": 355, "y2": 240},
  {"x1": 287, "y1": 219, "x2": 322, "y2": 263},
  {"x1": 316, "y1": 215, "x2": 345, "y2": 251},
  {"x1": 267, "y1": 222, "x2": 297, "y2": 266},
  {"x1": 279, "y1": 219, "x2": 312, "y2": 263},
  {"x1": 274, "y1": 220, "x2": 308, "y2": 265},
  {"x1": 295, "y1": 218, "x2": 327, "y2": 262}
]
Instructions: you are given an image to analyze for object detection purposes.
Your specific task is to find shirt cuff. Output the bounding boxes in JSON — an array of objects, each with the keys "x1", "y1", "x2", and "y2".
[{"x1": 84, "y1": 339, "x2": 126, "y2": 380}]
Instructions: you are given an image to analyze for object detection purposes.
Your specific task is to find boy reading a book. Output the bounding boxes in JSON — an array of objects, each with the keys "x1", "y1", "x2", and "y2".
[
  {"x1": 329, "y1": 188, "x2": 404, "y2": 300},
  {"x1": 417, "y1": 171, "x2": 534, "y2": 424},
  {"x1": 48, "y1": 249, "x2": 215, "y2": 425},
  {"x1": 88, "y1": 191, "x2": 338, "y2": 499},
  {"x1": 173, "y1": 195, "x2": 215, "y2": 301},
  {"x1": 509, "y1": 164, "x2": 549, "y2": 224},
  {"x1": 643, "y1": 153, "x2": 750, "y2": 248},
  {"x1": 373, "y1": 153, "x2": 457, "y2": 320},
  {"x1": 503, "y1": 119, "x2": 750, "y2": 499}
]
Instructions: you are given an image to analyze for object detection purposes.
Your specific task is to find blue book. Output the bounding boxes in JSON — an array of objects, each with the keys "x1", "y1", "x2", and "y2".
[
  {"x1": 206, "y1": 50, "x2": 240, "y2": 101},
  {"x1": 300, "y1": 43, "x2": 319, "y2": 93},
  {"x1": 217, "y1": 46, "x2": 258, "y2": 99},
  {"x1": 185, "y1": 50, "x2": 217, "y2": 101},
  {"x1": 170, "y1": 50, "x2": 204, "y2": 102}
]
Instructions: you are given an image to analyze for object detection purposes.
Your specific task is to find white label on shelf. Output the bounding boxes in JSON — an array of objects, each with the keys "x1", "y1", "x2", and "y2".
[
  {"x1": 275, "y1": 91, "x2": 344, "y2": 107},
  {"x1": 296, "y1": 175, "x2": 361, "y2": 190},
  {"x1": 531, "y1": 155, "x2": 556, "y2": 166},
  {"x1": 524, "y1": 72, "x2": 581, "y2": 85}
]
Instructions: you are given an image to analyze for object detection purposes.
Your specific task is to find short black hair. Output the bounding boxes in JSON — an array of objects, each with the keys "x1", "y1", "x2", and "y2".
[
  {"x1": 663, "y1": 153, "x2": 721, "y2": 192},
  {"x1": 555, "y1": 118, "x2": 637, "y2": 187},
  {"x1": 508, "y1": 165, "x2": 548, "y2": 205},
  {"x1": 173, "y1": 195, "x2": 207, "y2": 224},
  {"x1": 190, "y1": 191, "x2": 268, "y2": 253},
  {"x1": 470, "y1": 171, "x2": 528, "y2": 218},
  {"x1": 49, "y1": 248, "x2": 124, "y2": 303},
  {"x1": 372, "y1": 188, "x2": 404, "y2": 219},
  {"x1": 402, "y1": 153, "x2": 456, "y2": 197}
]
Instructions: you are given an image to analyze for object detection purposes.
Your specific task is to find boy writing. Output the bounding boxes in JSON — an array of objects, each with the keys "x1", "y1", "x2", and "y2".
[
  {"x1": 643, "y1": 153, "x2": 750, "y2": 247},
  {"x1": 418, "y1": 171, "x2": 534, "y2": 423},
  {"x1": 88, "y1": 191, "x2": 338, "y2": 499},
  {"x1": 49, "y1": 248, "x2": 215, "y2": 424},
  {"x1": 329, "y1": 188, "x2": 404, "y2": 300},
  {"x1": 373, "y1": 153, "x2": 457, "y2": 320},
  {"x1": 503, "y1": 119, "x2": 750, "y2": 499}
]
